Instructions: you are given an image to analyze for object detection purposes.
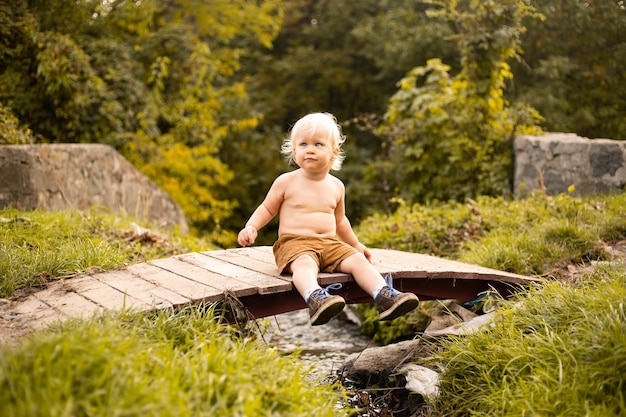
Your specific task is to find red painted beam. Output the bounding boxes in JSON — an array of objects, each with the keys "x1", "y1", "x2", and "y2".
[{"x1": 237, "y1": 275, "x2": 534, "y2": 320}]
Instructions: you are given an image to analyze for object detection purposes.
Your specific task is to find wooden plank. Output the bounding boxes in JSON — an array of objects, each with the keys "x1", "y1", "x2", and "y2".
[
  {"x1": 394, "y1": 252, "x2": 482, "y2": 276},
  {"x1": 247, "y1": 246, "x2": 354, "y2": 284},
  {"x1": 369, "y1": 249, "x2": 535, "y2": 283},
  {"x1": 150, "y1": 257, "x2": 257, "y2": 297},
  {"x1": 424, "y1": 257, "x2": 535, "y2": 282},
  {"x1": 211, "y1": 246, "x2": 350, "y2": 284},
  {"x1": 67, "y1": 275, "x2": 146, "y2": 311},
  {"x1": 11, "y1": 295, "x2": 67, "y2": 325},
  {"x1": 95, "y1": 269, "x2": 188, "y2": 309},
  {"x1": 203, "y1": 249, "x2": 288, "y2": 279},
  {"x1": 370, "y1": 257, "x2": 413, "y2": 277},
  {"x1": 34, "y1": 285, "x2": 104, "y2": 318},
  {"x1": 369, "y1": 249, "x2": 430, "y2": 278},
  {"x1": 427, "y1": 258, "x2": 534, "y2": 282},
  {"x1": 317, "y1": 272, "x2": 353, "y2": 285},
  {"x1": 371, "y1": 249, "x2": 452, "y2": 272},
  {"x1": 126, "y1": 262, "x2": 223, "y2": 303},
  {"x1": 179, "y1": 252, "x2": 292, "y2": 294},
  {"x1": 237, "y1": 246, "x2": 277, "y2": 264}
]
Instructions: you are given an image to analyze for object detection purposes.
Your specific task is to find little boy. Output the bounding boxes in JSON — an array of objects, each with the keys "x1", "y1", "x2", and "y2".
[{"x1": 238, "y1": 112, "x2": 418, "y2": 325}]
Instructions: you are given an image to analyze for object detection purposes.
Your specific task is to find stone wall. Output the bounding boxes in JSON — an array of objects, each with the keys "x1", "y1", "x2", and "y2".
[
  {"x1": 0, "y1": 144, "x2": 188, "y2": 234},
  {"x1": 514, "y1": 133, "x2": 626, "y2": 196}
]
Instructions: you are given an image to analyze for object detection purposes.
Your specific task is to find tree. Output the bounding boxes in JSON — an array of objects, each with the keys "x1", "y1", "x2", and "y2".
[
  {"x1": 238, "y1": 0, "x2": 458, "y2": 223},
  {"x1": 374, "y1": 0, "x2": 543, "y2": 206},
  {"x1": 0, "y1": 0, "x2": 282, "y2": 240},
  {"x1": 511, "y1": 0, "x2": 626, "y2": 139}
]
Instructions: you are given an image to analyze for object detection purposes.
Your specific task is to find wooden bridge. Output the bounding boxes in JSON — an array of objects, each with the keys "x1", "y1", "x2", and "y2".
[{"x1": 12, "y1": 247, "x2": 539, "y2": 329}]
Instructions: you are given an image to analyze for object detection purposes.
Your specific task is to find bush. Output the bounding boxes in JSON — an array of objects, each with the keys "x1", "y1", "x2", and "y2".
[{"x1": 0, "y1": 103, "x2": 36, "y2": 144}]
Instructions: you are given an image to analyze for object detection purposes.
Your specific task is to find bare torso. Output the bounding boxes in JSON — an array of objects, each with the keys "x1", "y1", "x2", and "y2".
[{"x1": 274, "y1": 170, "x2": 343, "y2": 238}]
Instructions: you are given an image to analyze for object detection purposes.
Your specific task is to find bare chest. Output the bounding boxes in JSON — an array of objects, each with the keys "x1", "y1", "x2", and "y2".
[{"x1": 283, "y1": 179, "x2": 340, "y2": 213}]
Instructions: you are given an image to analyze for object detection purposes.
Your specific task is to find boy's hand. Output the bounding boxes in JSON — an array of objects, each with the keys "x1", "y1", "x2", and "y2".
[
  {"x1": 355, "y1": 242, "x2": 372, "y2": 262},
  {"x1": 238, "y1": 225, "x2": 258, "y2": 247}
]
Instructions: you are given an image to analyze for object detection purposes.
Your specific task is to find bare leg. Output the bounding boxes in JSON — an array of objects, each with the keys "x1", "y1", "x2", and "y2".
[
  {"x1": 339, "y1": 252, "x2": 419, "y2": 321},
  {"x1": 290, "y1": 254, "x2": 345, "y2": 326},
  {"x1": 288, "y1": 254, "x2": 321, "y2": 298},
  {"x1": 337, "y1": 252, "x2": 386, "y2": 297}
]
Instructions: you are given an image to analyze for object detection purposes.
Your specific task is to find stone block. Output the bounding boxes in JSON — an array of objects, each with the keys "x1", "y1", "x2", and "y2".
[
  {"x1": 0, "y1": 144, "x2": 188, "y2": 234},
  {"x1": 514, "y1": 133, "x2": 626, "y2": 196}
]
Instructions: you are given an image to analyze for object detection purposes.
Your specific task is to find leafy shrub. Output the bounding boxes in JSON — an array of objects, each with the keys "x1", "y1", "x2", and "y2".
[
  {"x1": 372, "y1": 0, "x2": 544, "y2": 207},
  {"x1": 0, "y1": 103, "x2": 36, "y2": 144}
]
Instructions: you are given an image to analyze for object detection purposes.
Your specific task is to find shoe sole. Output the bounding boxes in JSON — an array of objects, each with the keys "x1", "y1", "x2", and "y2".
[
  {"x1": 379, "y1": 295, "x2": 419, "y2": 321},
  {"x1": 310, "y1": 298, "x2": 346, "y2": 326}
]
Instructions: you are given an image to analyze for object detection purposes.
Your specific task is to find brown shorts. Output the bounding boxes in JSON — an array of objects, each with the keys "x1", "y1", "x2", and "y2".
[{"x1": 272, "y1": 234, "x2": 359, "y2": 274}]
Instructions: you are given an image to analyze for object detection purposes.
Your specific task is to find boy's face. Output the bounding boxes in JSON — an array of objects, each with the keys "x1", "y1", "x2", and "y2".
[{"x1": 293, "y1": 130, "x2": 338, "y2": 173}]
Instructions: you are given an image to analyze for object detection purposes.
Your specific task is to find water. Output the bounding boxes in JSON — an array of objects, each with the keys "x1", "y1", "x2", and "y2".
[
  {"x1": 261, "y1": 308, "x2": 412, "y2": 416},
  {"x1": 263, "y1": 306, "x2": 376, "y2": 378}
]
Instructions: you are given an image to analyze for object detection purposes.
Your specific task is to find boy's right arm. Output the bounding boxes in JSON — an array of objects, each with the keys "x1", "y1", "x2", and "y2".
[
  {"x1": 237, "y1": 203, "x2": 272, "y2": 246},
  {"x1": 237, "y1": 175, "x2": 286, "y2": 246}
]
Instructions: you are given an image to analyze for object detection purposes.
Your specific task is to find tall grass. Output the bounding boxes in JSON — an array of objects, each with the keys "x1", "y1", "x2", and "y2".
[
  {"x1": 431, "y1": 264, "x2": 626, "y2": 416},
  {"x1": 0, "y1": 208, "x2": 215, "y2": 298},
  {"x1": 0, "y1": 305, "x2": 349, "y2": 417},
  {"x1": 3, "y1": 194, "x2": 626, "y2": 416},
  {"x1": 357, "y1": 192, "x2": 626, "y2": 276},
  {"x1": 356, "y1": 192, "x2": 626, "y2": 345}
]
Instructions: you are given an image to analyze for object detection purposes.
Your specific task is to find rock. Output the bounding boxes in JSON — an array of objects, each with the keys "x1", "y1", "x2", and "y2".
[
  {"x1": 341, "y1": 303, "x2": 498, "y2": 391},
  {"x1": 423, "y1": 302, "x2": 478, "y2": 333},
  {"x1": 514, "y1": 133, "x2": 626, "y2": 196},
  {"x1": 342, "y1": 339, "x2": 423, "y2": 385},
  {"x1": 398, "y1": 364, "x2": 440, "y2": 400},
  {"x1": 0, "y1": 144, "x2": 188, "y2": 234},
  {"x1": 424, "y1": 311, "x2": 497, "y2": 337}
]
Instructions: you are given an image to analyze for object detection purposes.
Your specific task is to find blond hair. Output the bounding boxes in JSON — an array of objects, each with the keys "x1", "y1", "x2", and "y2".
[{"x1": 281, "y1": 112, "x2": 346, "y2": 171}]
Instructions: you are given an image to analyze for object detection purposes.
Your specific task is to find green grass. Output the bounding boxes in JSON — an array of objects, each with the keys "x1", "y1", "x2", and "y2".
[
  {"x1": 1, "y1": 208, "x2": 350, "y2": 417},
  {"x1": 357, "y1": 192, "x2": 626, "y2": 276},
  {"x1": 430, "y1": 263, "x2": 626, "y2": 416},
  {"x1": 356, "y1": 192, "x2": 626, "y2": 344},
  {"x1": 3, "y1": 193, "x2": 626, "y2": 416},
  {"x1": 0, "y1": 208, "x2": 216, "y2": 298},
  {"x1": 0, "y1": 305, "x2": 349, "y2": 417},
  {"x1": 356, "y1": 192, "x2": 626, "y2": 415}
]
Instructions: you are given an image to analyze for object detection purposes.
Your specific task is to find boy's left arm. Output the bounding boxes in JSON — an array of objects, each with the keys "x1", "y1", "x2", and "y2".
[{"x1": 336, "y1": 211, "x2": 372, "y2": 262}]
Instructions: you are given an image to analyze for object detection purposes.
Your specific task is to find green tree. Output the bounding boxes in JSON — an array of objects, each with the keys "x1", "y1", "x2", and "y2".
[
  {"x1": 374, "y1": 0, "x2": 543, "y2": 206},
  {"x1": 0, "y1": 0, "x2": 282, "y2": 240},
  {"x1": 510, "y1": 0, "x2": 626, "y2": 140},
  {"x1": 238, "y1": 0, "x2": 458, "y2": 224}
]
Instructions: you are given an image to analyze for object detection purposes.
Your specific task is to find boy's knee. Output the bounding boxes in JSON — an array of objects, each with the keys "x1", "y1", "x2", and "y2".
[
  {"x1": 348, "y1": 251, "x2": 369, "y2": 264},
  {"x1": 340, "y1": 252, "x2": 370, "y2": 271},
  {"x1": 291, "y1": 254, "x2": 318, "y2": 270}
]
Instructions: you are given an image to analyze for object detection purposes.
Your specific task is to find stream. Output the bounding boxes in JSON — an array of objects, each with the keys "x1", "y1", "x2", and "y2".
[
  {"x1": 263, "y1": 308, "x2": 409, "y2": 416},
  {"x1": 264, "y1": 306, "x2": 377, "y2": 379}
]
